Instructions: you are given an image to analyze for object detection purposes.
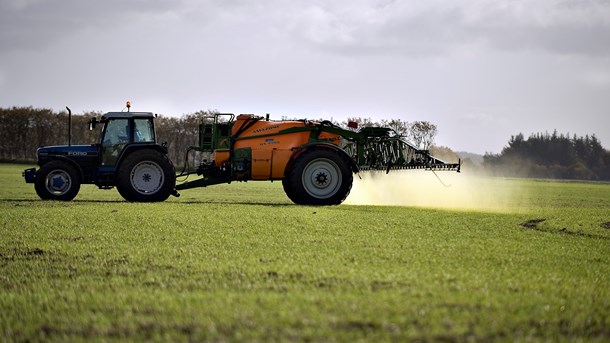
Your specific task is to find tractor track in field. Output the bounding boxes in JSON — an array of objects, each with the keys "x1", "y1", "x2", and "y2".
[{"x1": 520, "y1": 218, "x2": 610, "y2": 240}]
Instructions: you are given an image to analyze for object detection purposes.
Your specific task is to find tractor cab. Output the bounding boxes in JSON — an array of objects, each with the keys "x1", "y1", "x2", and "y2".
[{"x1": 92, "y1": 112, "x2": 157, "y2": 167}]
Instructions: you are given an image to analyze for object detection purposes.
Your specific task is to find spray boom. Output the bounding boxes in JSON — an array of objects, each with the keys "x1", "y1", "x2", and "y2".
[{"x1": 330, "y1": 125, "x2": 461, "y2": 173}]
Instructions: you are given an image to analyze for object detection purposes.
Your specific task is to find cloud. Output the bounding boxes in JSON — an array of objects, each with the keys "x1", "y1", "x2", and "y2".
[
  {"x1": 3, "y1": 0, "x2": 608, "y2": 58},
  {"x1": 470, "y1": 0, "x2": 610, "y2": 56},
  {"x1": 0, "y1": 0, "x2": 180, "y2": 52},
  {"x1": 287, "y1": 4, "x2": 469, "y2": 57},
  {"x1": 283, "y1": 0, "x2": 610, "y2": 58}
]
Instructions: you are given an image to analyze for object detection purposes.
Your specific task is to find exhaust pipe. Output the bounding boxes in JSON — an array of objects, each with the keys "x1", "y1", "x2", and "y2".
[{"x1": 66, "y1": 106, "x2": 72, "y2": 146}]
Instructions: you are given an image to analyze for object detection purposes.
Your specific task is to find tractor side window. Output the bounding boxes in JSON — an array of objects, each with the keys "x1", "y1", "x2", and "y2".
[
  {"x1": 103, "y1": 119, "x2": 130, "y2": 145},
  {"x1": 134, "y1": 119, "x2": 154, "y2": 142},
  {"x1": 101, "y1": 119, "x2": 130, "y2": 166}
]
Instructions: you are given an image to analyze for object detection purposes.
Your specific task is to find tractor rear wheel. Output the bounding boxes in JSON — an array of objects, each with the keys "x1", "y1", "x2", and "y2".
[
  {"x1": 116, "y1": 150, "x2": 175, "y2": 202},
  {"x1": 283, "y1": 149, "x2": 353, "y2": 205},
  {"x1": 34, "y1": 161, "x2": 81, "y2": 201}
]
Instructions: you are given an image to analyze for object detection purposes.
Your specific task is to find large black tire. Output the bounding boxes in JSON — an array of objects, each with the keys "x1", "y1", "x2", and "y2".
[
  {"x1": 116, "y1": 150, "x2": 176, "y2": 202},
  {"x1": 283, "y1": 149, "x2": 353, "y2": 205},
  {"x1": 34, "y1": 161, "x2": 81, "y2": 201}
]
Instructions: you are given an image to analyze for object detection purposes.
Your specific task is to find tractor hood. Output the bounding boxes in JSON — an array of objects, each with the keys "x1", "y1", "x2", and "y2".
[{"x1": 37, "y1": 145, "x2": 98, "y2": 158}]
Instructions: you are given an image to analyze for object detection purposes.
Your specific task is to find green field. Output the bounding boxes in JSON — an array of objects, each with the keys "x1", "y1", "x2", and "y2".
[{"x1": 1, "y1": 163, "x2": 609, "y2": 342}]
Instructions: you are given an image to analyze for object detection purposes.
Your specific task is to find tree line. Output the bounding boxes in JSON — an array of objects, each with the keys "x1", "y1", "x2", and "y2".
[
  {"x1": 0, "y1": 107, "x2": 218, "y2": 166},
  {"x1": 0, "y1": 107, "x2": 439, "y2": 167},
  {"x1": 0, "y1": 107, "x2": 98, "y2": 162},
  {"x1": 483, "y1": 131, "x2": 610, "y2": 180},
  {"x1": 2, "y1": 107, "x2": 608, "y2": 180}
]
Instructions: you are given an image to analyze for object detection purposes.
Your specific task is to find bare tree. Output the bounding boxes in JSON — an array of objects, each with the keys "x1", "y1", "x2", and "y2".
[
  {"x1": 407, "y1": 121, "x2": 437, "y2": 149},
  {"x1": 379, "y1": 119, "x2": 410, "y2": 136},
  {"x1": 341, "y1": 117, "x2": 378, "y2": 131}
]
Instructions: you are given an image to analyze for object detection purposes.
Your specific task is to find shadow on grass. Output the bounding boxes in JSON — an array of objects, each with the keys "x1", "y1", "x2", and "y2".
[
  {"x1": 172, "y1": 200, "x2": 295, "y2": 207},
  {"x1": 1, "y1": 199, "x2": 125, "y2": 204},
  {"x1": 1, "y1": 198, "x2": 296, "y2": 207}
]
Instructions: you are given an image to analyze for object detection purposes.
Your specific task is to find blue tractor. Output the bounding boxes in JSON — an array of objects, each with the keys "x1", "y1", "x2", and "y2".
[{"x1": 23, "y1": 106, "x2": 176, "y2": 202}]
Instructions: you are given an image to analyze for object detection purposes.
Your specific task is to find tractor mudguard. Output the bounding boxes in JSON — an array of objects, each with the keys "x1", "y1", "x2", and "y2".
[
  {"x1": 285, "y1": 142, "x2": 359, "y2": 175},
  {"x1": 33, "y1": 155, "x2": 85, "y2": 183},
  {"x1": 117, "y1": 144, "x2": 169, "y2": 167}
]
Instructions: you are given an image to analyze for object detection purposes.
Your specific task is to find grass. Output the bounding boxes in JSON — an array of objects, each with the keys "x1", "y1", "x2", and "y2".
[{"x1": 1, "y1": 163, "x2": 609, "y2": 342}]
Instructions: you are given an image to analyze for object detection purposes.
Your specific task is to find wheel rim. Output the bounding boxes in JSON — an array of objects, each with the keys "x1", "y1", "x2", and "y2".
[
  {"x1": 302, "y1": 158, "x2": 342, "y2": 199},
  {"x1": 45, "y1": 169, "x2": 72, "y2": 196},
  {"x1": 130, "y1": 161, "x2": 164, "y2": 195}
]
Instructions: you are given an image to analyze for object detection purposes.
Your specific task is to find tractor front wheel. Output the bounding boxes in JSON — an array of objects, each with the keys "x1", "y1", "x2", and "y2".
[
  {"x1": 283, "y1": 149, "x2": 353, "y2": 205},
  {"x1": 34, "y1": 161, "x2": 81, "y2": 201},
  {"x1": 116, "y1": 150, "x2": 176, "y2": 202}
]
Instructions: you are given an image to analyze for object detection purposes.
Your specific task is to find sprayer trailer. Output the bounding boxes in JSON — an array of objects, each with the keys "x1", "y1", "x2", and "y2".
[
  {"x1": 23, "y1": 104, "x2": 460, "y2": 205},
  {"x1": 176, "y1": 113, "x2": 460, "y2": 205}
]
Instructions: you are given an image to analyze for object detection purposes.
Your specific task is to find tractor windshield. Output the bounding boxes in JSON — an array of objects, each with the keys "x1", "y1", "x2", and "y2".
[{"x1": 101, "y1": 118, "x2": 130, "y2": 166}]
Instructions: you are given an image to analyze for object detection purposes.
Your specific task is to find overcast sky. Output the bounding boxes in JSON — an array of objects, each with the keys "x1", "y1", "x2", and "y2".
[{"x1": 1, "y1": 0, "x2": 609, "y2": 153}]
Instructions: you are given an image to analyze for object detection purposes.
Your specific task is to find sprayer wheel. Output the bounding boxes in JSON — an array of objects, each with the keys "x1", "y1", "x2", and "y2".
[{"x1": 283, "y1": 149, "x2": 353, "y2": 205}]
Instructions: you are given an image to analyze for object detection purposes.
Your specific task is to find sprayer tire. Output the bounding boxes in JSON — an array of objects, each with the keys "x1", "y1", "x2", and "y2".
[
  {"x1": 116, "y1": 150, "x2": 176, "y2": 202},
  {"x1": 283, "y1": 149, "x2": 353, "y2": 205},
  {"x1": 34, "y1": 161, "x2": 81, "y2": 201}
]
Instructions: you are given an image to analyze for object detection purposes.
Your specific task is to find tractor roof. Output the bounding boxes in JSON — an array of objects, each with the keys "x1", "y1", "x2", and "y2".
[{"x1": 102, "y1": 112, "x2": 155, "y2": 119}]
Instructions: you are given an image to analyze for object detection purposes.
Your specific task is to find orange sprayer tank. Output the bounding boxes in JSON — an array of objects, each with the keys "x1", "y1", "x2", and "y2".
[{"x1": 213, "y1": 115, "x2": 341, "y2": 180}]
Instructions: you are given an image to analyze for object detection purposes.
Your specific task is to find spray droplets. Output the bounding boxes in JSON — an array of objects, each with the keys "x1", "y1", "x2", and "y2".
[{"x1": 345, "y1": 170, "x2": 527, "y2": 212}]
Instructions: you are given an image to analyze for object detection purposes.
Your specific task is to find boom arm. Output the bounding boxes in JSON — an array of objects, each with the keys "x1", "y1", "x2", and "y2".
[
  {"x1": 306, "y1": 121, "x2": 461, "y2": 173},
  {"x1": 342, "y1": 126, "x2": 460, "y2": 172}
]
